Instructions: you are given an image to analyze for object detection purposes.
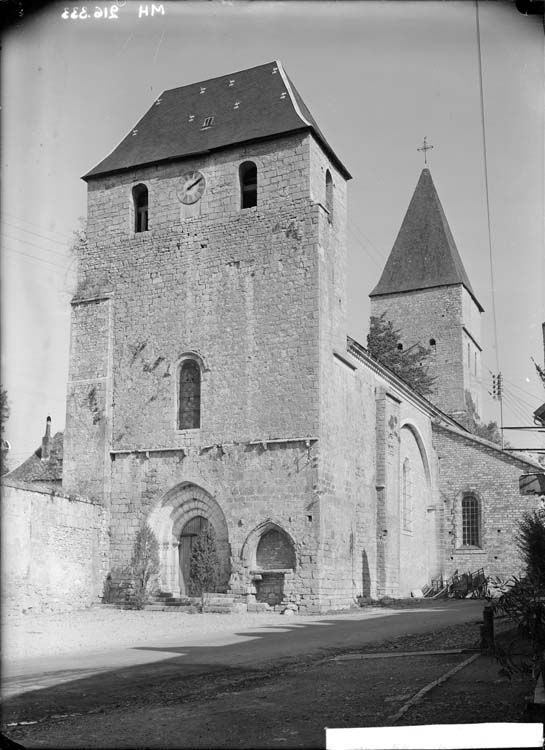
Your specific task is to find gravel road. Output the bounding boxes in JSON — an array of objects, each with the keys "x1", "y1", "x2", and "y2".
[{"x1": 2, "y1": 604, "x2": 397, "y2": 662}]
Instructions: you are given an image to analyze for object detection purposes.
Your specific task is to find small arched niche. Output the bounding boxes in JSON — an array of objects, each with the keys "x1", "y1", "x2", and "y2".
[{"x1": 256, "y1": 528, "x2": 296, "y2": 570}]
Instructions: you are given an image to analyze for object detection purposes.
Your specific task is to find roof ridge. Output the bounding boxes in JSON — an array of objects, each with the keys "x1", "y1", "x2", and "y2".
[{"x1": 160, "y1": 60, "x2": 278, "y2": 97}]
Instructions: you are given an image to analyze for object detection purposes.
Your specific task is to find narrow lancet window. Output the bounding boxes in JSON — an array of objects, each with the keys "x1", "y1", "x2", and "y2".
[
  {"x1": 462, "y1": 494, "x2": 480, "y2": 547},
  {"x1": 240, "y1": 161, "x2": 257, "y2": 209},
  {"x1": 133, "y1": 184, "x2": 149, "y2": 233},
  {"x1": 325, "y1": 170, "x2": 333, "y2": 221},
  {"x1": 178, "y1": 360, "x2": 201, "y2": 429},
  {"x1": 402, "y1": 458, "x2": 413, "y2": 532}
]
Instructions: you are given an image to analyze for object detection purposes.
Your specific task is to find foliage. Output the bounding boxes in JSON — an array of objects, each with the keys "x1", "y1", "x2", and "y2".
[
  {"x1": 69, "y1": 217, "x2": 88, "y2": 257},
  {"x1": 366, "y1": 313, "x2": 436, "y2": 397},
  {"x1": 189, "y1": 524, "x2": 220, "y2": 597},
  {"x1": 0, "y1": 388, "x2": 8, "y2": 434},
  {"x1": 130, "y1": 524, "x2": 160, "y2": 609},
  {"x1": 487, "y1": 511, "x2": 545, "y2": 678},
  {"x1": 487, "y1": 576, "x2": 545, "y2": 678},
  {"x1": 1, "y1": 388, "x2": 9, "y2": 476},
  {"x1": 532, "y1": 356, "x2": 545, "y2": 390},
  {"x1": 461, "y1": 391, "x2": 503, "y2": 445},
  {"x1": 515, "y1": 509, "x2": 545, "y2": 587}
]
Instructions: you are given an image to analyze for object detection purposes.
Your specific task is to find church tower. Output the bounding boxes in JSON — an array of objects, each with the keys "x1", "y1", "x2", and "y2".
[
  {"x1": 370, "y1": 169, "x2": 483, "y2": 420},
  {"x1": 62, "y1": 61, "x2": 352, "y2": 611}
]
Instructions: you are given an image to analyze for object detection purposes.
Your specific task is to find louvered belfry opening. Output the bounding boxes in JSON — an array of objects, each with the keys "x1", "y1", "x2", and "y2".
[{"x1": 178, "y1": 360, "x2": 201, "y2": 430}]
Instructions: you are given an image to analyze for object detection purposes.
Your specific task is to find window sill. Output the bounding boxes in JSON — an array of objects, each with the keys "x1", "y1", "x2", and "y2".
[{"x1": 455, "y1": 547, "x2": 485, "y2": 553}]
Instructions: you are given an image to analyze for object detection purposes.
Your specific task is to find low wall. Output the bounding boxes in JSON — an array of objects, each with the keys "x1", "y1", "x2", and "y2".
[{"x1": 1, "y1": 481, "x2": 110, "y2": 614}]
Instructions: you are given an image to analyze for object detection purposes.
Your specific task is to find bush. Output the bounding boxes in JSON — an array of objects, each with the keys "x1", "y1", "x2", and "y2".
[
  {"x1": 487, "y1": 511, "x2": 545, "y2": 677},
  {"x1": 131, "y1": 524, "x2": 160, "y2": 609},
  {"x1": 189, "y1": 525, "x2": 220, "y2": 597},
  {"x1": 515, "y1": 510, "x2": 545, "y2": 587}
]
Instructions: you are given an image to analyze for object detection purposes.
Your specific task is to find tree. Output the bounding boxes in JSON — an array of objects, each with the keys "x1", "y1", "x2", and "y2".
[
  {"x1": 69, "y1": 217, "x2": 88, "y2": 258},
  {"x1": 189, "y1": 524, "x2": 220, "y2": 597},
  {"x1": 488, "y1": 510, "x2": 545, "y2": 678},
  {"x1": 515, "y1": 509, "x2": 545, "y2": 587},
  {"x1": 367, "y1": 313, "x2": 436, "y2": 397},
  {"x1": 1, "y1": 388, "x2": 9, "y2": 476},
  {"x1": 0, "y1": 388, "x2": 8, "y2": 434},
  {"x1": 130, "y1": 524, "x2": 160, "y2": 608},
  {"x1": 461, "y1": 391, "x2": 504, "y2": 446},
  {"x1": 532, "y1": 356, "x2": 545, "y2": 389}
]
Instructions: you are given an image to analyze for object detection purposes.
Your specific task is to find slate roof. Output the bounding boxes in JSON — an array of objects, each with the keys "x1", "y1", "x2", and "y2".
[
  {"x1": 5, "y1": 432, "x2": 63, "y2": 484},
  {"x1": 370, "y1": 169, "x2": 483, "y2": 311},
  {"x1": 84, "y1": 61, "x2": 351, "y2": 180}
]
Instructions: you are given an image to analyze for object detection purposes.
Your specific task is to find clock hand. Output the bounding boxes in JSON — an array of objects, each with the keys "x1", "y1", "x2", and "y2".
[{"x1": 187, "y1": 176, "x2": 203, "y2": 191}]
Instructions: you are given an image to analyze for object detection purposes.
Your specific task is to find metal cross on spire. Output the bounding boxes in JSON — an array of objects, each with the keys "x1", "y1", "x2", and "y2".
[{"x1": 417, "y1": 136, "x2": 434, "y2": 165}]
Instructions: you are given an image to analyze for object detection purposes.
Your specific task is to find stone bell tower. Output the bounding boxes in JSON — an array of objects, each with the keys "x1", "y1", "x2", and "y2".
[
  {"x1": 62, "y1": 60, "x2": 355, "y2": 611},
  {"x1": 370, "y1": 168, "x2": 483, "y2": 421}
]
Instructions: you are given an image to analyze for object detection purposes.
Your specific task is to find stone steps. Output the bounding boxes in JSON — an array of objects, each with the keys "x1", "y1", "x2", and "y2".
[
  {"x1": 143, "y1": 603, "x2": 199, "y2": 612},
  {"x1": 202, "y1": 592, "x2": 243, "y2": 614},
  {"x1": 144, "y1": 591, "x2": 199, "y2": 612}
]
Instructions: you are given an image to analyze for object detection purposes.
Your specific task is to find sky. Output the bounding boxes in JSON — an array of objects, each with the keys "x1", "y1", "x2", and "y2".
[{"x1": 1, "y1": 0, "x2": 544, "y2": 468}]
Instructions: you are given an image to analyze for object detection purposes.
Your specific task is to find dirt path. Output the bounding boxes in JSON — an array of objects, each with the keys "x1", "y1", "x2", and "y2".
[
  {"x1": 2, "y1": 602, "x2": 533, "y2": 748},
  {"x1": 4, "y1": 628, "x2": 533, "y2": 749}
]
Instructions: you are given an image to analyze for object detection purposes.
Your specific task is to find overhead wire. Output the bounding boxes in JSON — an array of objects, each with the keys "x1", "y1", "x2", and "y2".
[
  {"x1": 476, "y1": 0, "x2": 501, "y2": 377},
  {"x1": 4, "y1": 247, "x2": 69, "y2": 272},
  {"x1": 347, "y1": 218, "x2": 388, "y2": 270},
  {"x1": 3, "y1": 211, "x2": 73, "y2": 241},
  {"x1": 2, "y1": 221, "x2": 72, "y2": 251},
  {"x1": 2, "y1": 232, "x2": 70, "y2": 259},
  {"x1": 501, "y1": 376, "x2": 543, "y2": 405},
  {"x1": 502, "y1": 392, "x2": 531, "y2": 425}
]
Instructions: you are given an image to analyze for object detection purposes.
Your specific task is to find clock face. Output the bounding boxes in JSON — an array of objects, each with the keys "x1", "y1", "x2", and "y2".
[{"x1": 177, "y1": 170, "x2": 206, "y2": 205}]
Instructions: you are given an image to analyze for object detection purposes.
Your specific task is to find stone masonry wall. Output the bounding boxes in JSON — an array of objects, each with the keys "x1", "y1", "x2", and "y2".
[
  {"x1": 374, "y1": 388, "x2": 401, "y2": 597},
  {"x1": 433, "y1": 424, "x2": 541, "y2": 581},
  {"x1": 312, "y1": 143, "x2": 374, "y2": 610},
  {"x1": 371, "y1": 285, "x2": 472, "y2": 418},
  {"x1": 76, "y1": 134, "x2": 321, "y2": 459},
  {"x1": 66, "y1": 130, "x2": 359, "y2": 611},
  {"x1": 317, "y1": 353, "x2": 378, "y2": 608},
  {"x1": 1, "y1": 482, "x2": 110, "y2": 615},
  {"x1": 63, "y1": 297, "x2": 112, "y2": 503},
  {"x1": 108, "y1": 441, "x2": 322, "y2": 611}
]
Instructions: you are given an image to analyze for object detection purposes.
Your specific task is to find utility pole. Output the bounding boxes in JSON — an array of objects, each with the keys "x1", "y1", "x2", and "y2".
[{"x1": 492, "y1": 373, "x2": 504, "y2": 449}]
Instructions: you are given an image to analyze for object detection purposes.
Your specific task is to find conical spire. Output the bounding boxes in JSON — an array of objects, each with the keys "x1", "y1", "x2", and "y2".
[{"x1": 370, "y1": 169, "x2": 483, "y2": 312}]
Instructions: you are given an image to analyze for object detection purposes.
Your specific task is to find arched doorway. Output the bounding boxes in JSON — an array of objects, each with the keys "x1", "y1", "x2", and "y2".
[
  {"x1": 147, "y1": 483, "x2": 230, "y2": 597},
  {"x1": 179, "y1": 516, "x2": 209, "y2": 595}
]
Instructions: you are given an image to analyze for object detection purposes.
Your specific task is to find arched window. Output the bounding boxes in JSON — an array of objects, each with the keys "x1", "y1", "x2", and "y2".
[
  {"x1": 133, "y1": 184, "x2": 148, "y2": 233},
  {"x1": 325, "y1": 169, "x2": 333, "y2": 221},
  {"x1": 462, "y1": 494, "x2": 481, "y2": 547},
  {"x1": 429, "y1": 338, "x2": 436, "y2": 347},
  {"x1": 402, "y1": 458, "x2": 413, "y2": 532},
  {"x1": 178, "y1": 360, "x2": 201, "y2": 430},
  {"x1": 239, "y1": 161, "x2": 257, "y2": 209}
]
